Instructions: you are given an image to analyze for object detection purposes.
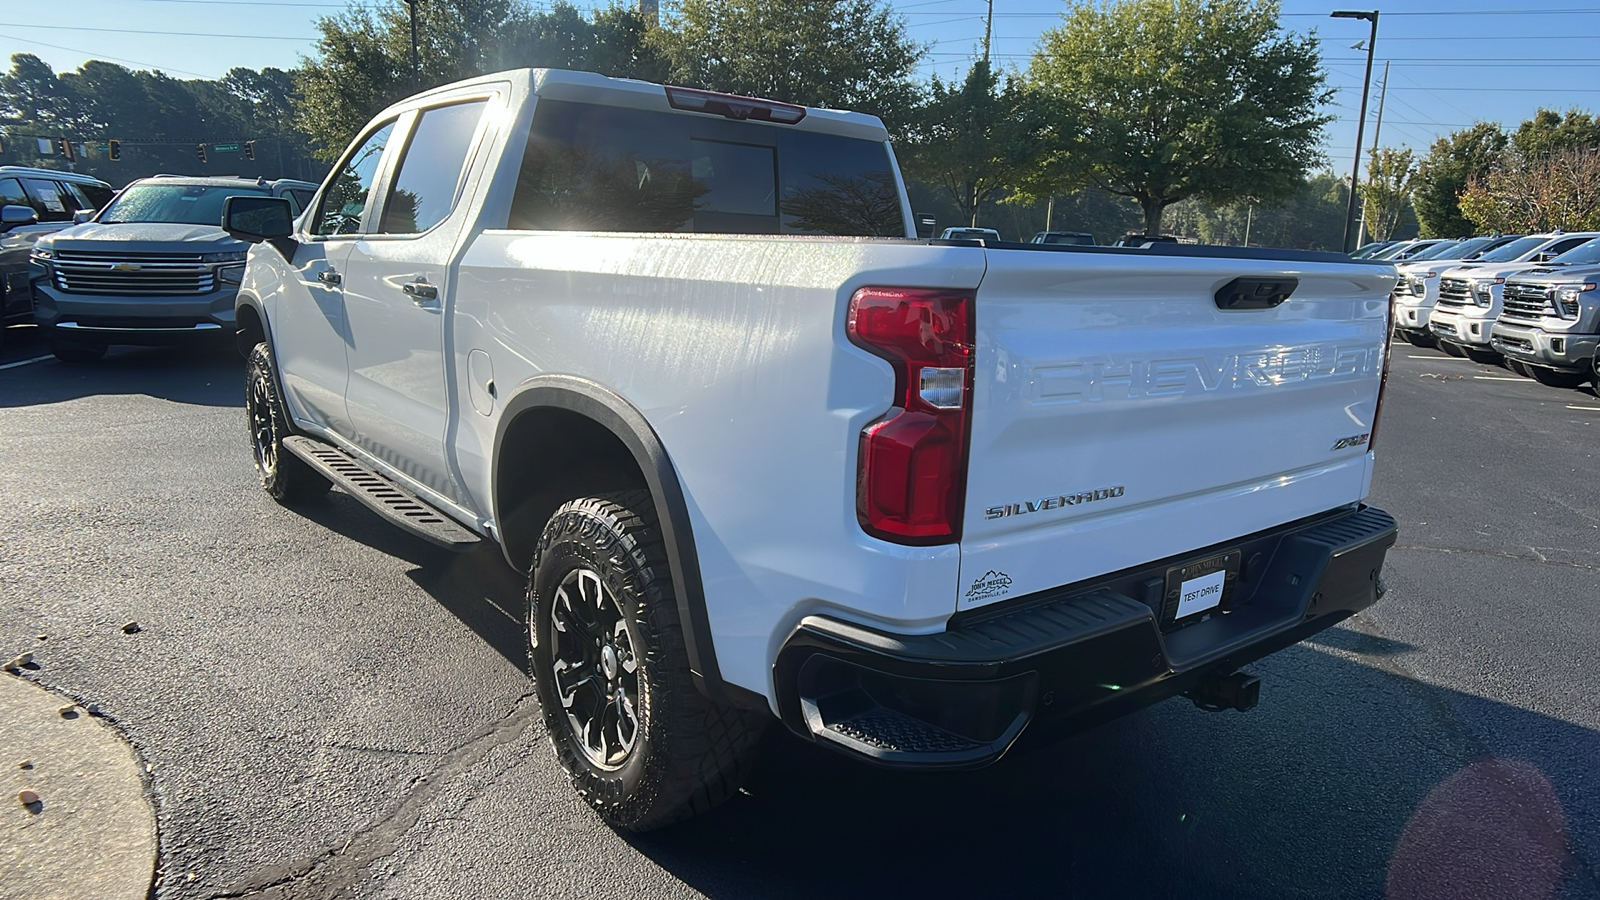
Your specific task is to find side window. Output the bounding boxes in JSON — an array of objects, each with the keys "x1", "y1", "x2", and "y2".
[
  {"x1": 312, "y1": 120, "x2": 396, "y2": 237},
  {"x1": 377, "y1": 100, "x2": 487, "y2": 235},
  {"x1": 0, "y1": 177, "x2": 29, "y2": 210},
  {"x1": 22, "y1": 178, "x2": 71, "y2": 221},
  {"x1": 1549, "y1": 239, "x2": 1587, "y2": 256}
]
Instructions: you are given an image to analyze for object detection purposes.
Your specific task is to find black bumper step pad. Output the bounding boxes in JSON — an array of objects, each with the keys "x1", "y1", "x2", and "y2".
[{"x1": 282, "y1": 436, "x2": 480, "y2": 549}]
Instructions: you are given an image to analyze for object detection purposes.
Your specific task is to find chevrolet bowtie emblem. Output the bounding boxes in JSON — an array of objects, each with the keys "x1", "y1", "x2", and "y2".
[{"x1": 110, "y1": 263, "x2": 142, "y2": 272}]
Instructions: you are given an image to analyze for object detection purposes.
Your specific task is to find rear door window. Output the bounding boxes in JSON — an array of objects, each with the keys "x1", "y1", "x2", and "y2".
[
  {"x1": 22, "y1": 178, "x2": 71, "y2": 221},
  {"x1": 377, "y1": 99, "x2": 487, "y2": 235},
  {"x1": 509, "y1": 99, "x2": 904, "y2": 236}
]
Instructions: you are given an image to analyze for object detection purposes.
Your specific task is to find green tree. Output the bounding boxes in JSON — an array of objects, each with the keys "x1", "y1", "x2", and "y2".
[
  {"x1": 1511, "y1": 108, "x2": 1600, "y2": 160},
  {"x1": 655, "y1": 0, "x2": 924, "y2": 132},
  {"x1": 1459, "y1": 145, "x2": 1600, "y2": 233},
  {"x1": 1, "y1": 54, "x2": 322, "y2": 183},
  {"x1": 1412, "y1": 122, "x2": 1507, "y2": 238},
  {"x1": 1361, "y1": 146, "x2": 1416, "y2": 242},
  {"x1": 297, "y1": 0, "x2": 664, "y2": 160},
  {"x1": 902, "y1": 61, "x2": 1042, "y2": 227},
  {"x1": 1025, "y1": 0, "x2": 1330, "y2": 234}
]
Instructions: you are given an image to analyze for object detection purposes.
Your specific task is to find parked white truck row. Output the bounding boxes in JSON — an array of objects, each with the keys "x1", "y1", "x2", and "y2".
[
  {"x1": 218, "y1": 69, "x2": 1398, "y2": 830},
  {"x1": 1384, "y1": 232, "x2": 1600, "y2": 388}
]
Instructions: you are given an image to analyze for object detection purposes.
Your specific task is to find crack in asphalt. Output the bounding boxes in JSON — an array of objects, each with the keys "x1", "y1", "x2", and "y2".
[
  {"x1": 206, "y1": 690, "x2": 540, "y2": 900},
  {"x1": 1391, "y1": 543, "x2": 1600, "y2": 572}
]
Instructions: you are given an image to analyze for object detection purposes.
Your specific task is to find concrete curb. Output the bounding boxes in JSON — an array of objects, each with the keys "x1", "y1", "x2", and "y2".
[{"x1": 1, "y1": 671, "x2": 157, "y2": 900}]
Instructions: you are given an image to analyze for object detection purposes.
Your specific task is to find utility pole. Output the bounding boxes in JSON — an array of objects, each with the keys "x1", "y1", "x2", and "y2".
[
  {"x1": 983, "y1": 0, "x2": 994, "y2": 65},
  {"x1": 1331, "y1": 10, "x2": 1379, "y2": 254},
  {"x1": 1357, "y1": 60, "x2": 1391, "y2": 246},
  {"x1": 406, "y1": 0, "x2": 420, "y2": 91}
]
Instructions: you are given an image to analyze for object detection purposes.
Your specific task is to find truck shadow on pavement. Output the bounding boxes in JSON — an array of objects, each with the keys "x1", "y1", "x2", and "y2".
[
  {"x1": 0, "y1": 328, "x2": 244, "y2": 409},
  {"x1": 621, "y1": 640, "x2": 1599, "y2": 900},
  {"x1": 287, "y1": 491, "x2": 529, "y2": 669}
]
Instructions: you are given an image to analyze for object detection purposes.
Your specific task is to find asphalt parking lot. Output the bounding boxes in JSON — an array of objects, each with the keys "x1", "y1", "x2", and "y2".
[{"x1": 2, "y1": 322, "x2": 1598, "y2": 900}]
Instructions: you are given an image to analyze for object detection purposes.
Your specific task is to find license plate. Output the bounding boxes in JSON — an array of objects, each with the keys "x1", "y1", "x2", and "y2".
[{"x1": 1162, "y1": 550, "x2": 1241, "y2": 626}]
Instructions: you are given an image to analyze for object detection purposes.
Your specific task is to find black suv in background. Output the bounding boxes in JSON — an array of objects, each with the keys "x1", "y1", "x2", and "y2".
[{"x1": 0, "y1": 166, "x2": 116, "y2": 350}]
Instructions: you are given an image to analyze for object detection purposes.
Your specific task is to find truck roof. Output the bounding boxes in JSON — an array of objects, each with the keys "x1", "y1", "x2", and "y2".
[{"x1": 377, "y1": 68, "x2": 892, "y2": 144}]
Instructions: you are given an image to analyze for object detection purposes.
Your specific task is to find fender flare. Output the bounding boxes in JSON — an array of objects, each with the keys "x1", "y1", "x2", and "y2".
[{"x1": 492, "y1": 374, "x2": 759, "y2": 709}]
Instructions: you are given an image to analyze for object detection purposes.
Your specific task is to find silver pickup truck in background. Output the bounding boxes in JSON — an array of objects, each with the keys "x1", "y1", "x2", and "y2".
[{"x1": 1491, "y1": 239, "x2": 1600, "y2": 387}]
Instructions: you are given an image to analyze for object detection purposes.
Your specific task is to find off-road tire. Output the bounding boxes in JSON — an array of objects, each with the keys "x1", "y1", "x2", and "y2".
[
  {"x1": 1400, "y1": 329, "x2": 1436, "y2": 348},
  {"x1": 1437, "y1": 340, "x2": 1465, "y2": 358},
  {"x1": 1462, "y1": 345, "x2": 1501, "y2": 365},
  {"x1": 1529, "y1": 366, "x2": 1592, "y2": 389},
  {"x1": 1505, "y1": 358, "x2": 1531, "y2": 377},
  {"x1": 246, "y1": 342, "x2": 330, "y2": 502},
  {"x1": 49, "y1": 337, "x2": 107, "y2": 362},
  {"x1": 528, "y1": 491, "x2": 766, "y2": 832}
]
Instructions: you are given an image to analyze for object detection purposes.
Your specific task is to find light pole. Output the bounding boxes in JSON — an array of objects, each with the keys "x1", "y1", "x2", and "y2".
[
  {"x1": 1331, "y1": 10, "x2": 1379, "y2": 254},
  {"x1": 406, "y1": 0, "x2": 420, "y2": 91}
]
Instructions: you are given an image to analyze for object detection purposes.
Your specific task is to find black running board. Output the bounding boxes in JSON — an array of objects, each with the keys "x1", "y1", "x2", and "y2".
[{"x1": 282, "y1": 435, "x2": 481, "y2": 549}]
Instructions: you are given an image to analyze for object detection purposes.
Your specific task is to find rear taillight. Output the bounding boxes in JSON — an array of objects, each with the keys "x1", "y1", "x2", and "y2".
[
  {"x1": 846, "y1": 287, "x2": 975, "y2": 544},
  {"x1": 1370, "y1": 296, "x2": 1395, "y2": 452}
]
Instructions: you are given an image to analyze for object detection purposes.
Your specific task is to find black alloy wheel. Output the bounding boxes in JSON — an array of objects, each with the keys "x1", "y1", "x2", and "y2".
[
  {"x1": 527, "y1": 492, "x2": 766, "y2": 831},
  {"x1": 245, "y1": 342, "x2": 330, "y2": 502}
]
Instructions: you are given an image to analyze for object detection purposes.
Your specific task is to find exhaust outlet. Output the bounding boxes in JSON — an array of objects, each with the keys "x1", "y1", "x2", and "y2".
[{"x1": 1186, "y1": 671, "x2": 1260, "y2": 713}]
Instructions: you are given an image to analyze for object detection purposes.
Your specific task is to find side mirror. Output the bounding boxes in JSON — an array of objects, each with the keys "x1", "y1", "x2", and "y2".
[
  {"x1": 1, "y1": 204, "x2": 38, "y2": 230},
  {"x1": 222, "y1": 195, "x2": 296, "y2": 258},
  {"x1": 72, "y1": 208, "x2": 95, "y2": 224}
]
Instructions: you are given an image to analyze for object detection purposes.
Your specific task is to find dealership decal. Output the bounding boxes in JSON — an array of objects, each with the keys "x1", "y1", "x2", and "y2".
[{"x1": 965, "y1": 570, "x2": 1014, "y2": 602}]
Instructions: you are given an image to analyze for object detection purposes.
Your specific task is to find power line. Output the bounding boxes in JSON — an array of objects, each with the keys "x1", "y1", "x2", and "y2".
[
  {"x1": 0, "y1": 21, "x2": 315, "y2": 40},
  {"x1": 0, "y1": 32, "x2": 211, "y2": 78}
]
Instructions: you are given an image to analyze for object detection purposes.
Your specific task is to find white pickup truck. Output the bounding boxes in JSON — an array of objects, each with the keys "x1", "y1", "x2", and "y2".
[{"x1": 224, "y1": 69, "x2": 1398, "y2": 831}]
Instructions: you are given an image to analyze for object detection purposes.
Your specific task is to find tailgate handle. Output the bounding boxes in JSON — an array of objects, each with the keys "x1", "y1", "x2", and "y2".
[{"x1": 1215, "y1": 277, "x2": 1298, "y2": 310}]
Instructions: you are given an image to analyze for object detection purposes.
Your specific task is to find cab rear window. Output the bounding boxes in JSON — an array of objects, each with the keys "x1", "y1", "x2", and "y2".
[{"x1": 508, "y1": 99, "x2": 904, "y2": 237}]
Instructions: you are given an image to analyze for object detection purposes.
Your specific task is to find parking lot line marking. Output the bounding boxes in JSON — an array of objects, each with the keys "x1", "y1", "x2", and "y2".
[
  {"x1": 1408, "y1": 355, "x2": 1471, "y2": 361},
  {"x1": 0, "y1": 355, "x2": 52, "y2": 372},
  {"x1": 1567, "y1": 405, "x2": 1600, "y2": 411},
  {"x1": 1473, "y1": 376, "x2": 1527, "y2": 381}
]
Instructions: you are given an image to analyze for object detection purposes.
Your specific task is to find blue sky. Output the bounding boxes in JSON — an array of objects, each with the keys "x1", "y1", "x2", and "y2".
[{"x1": 3, "y1": 0, "x2": 1597, "y2": 175}]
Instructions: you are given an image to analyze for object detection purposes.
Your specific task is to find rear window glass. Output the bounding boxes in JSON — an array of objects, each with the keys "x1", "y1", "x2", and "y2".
[{"x1": 509, "y1": 99, "x2": 904, "y2": 237}]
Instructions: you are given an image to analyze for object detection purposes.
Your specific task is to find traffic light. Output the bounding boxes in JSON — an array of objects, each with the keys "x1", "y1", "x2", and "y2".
[
  {"x1": 244, "y1": 140, "x2": 255, "y2": 160},
  {"x1": 196, "y1": 143, "x2": 208, "y2": 164},
  {"x1": 108, "y1": 139, "x2": 121, "y2": 161},
  {"x1": 59, "y1": 138, "x2": 74, "y2": 161}
]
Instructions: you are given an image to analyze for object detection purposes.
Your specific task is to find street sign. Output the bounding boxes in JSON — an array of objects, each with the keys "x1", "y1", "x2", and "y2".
[{"x1": 213, "y1": 142, "x2": 241, "y2": 153}]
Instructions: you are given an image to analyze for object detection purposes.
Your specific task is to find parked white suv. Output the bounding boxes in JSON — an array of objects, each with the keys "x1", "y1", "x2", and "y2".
[
  {"x1": 1429, "y1": 232, "x2": 1600, "y2": 361},
  {"x1": 225, "y1": 69, "x2": 1398, "y2": 830}
]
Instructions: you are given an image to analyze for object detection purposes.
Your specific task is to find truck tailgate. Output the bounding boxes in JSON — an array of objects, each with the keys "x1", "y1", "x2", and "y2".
[{"x1": 957, "y1": 250, "x2": 1396, "y2": 611}]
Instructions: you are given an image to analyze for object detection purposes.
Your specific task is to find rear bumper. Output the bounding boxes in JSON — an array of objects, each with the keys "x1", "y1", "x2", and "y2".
[
  {"x1": 773, "y1": 505, "x2": 1397, "y2": 769},
  {"x1": 31, "y1": 281, "x2": 237, "y2": 345},
  {"x1": 1489, "y1": 322, "x2": 1599, "y2": 373}
]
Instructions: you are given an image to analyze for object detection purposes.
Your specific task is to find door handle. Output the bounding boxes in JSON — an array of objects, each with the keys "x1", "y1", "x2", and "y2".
[
  {"x1": 317, "y1": 269, "x2": 342, "y2": 286},
  {"x1": 402, "y1": 280, "x2": 439, "y2": 305}
]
